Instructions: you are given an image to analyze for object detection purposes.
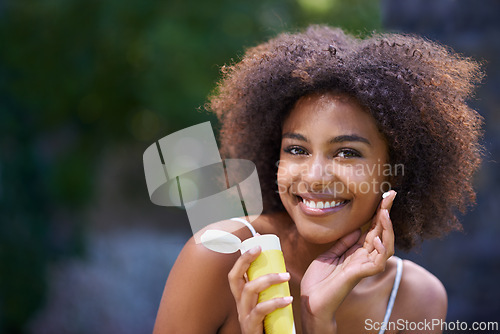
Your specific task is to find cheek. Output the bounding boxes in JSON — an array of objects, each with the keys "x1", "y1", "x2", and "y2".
[
  {"x1": 276, "y1": 161, "x2": 292, "y2": 196},
  {"x1": 277, "y1": 160, "x2": 301, "y2": 183},
  {"x1": 277, "y1": 160, "x2": 310, "y2": 199},
  {"x1": 342, "y1": 163, "x2": 388, "y2": 195}
]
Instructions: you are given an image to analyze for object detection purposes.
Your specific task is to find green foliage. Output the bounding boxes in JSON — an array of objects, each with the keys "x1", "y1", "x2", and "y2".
[{"x1": 0, "y1": 0, "x2": 380, "y2": 331}]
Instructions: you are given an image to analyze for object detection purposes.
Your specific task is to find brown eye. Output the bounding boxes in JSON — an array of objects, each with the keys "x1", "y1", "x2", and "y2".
[
  {"x1": 337, "y1": 149, "x2": 361, "y2": 158},
  {"x1": 284, "y1": 146, "x2": 309, "y2": 156}
]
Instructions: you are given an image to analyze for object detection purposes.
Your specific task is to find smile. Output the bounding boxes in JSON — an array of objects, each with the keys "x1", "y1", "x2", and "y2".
[
  {"x1": 295, "y1": 194, "x2": 350, "y2": 216},
  {"x1": 301, "y1": 198, "x2": 347, "y2": 209}
]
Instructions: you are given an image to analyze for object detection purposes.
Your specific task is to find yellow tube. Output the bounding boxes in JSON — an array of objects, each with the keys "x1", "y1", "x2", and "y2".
[{"x1": 241, "y1": 235, "x2": 296, "y2": 334}]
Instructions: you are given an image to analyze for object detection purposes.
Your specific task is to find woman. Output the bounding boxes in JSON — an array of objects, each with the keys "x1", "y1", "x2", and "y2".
[{"x1": 153, "y1": 26, "x2": 483, "y2": 333}]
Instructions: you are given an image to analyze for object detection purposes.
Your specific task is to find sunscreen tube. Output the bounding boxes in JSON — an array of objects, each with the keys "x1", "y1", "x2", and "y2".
[{"x1": 240, "y1": 234, "x2": 296, "y2": 334}]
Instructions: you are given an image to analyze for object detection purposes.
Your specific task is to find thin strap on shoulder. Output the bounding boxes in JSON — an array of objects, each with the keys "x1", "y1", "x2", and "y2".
[
  {"x1": 230, "y1": 217, "x2": 257, "y2": 236},
  {"x1": 378, "y1": 257, "x2": 403, "y2": 334}
]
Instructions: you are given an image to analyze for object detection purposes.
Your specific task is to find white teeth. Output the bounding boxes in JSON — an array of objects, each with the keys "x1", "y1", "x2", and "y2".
[
  {"x1": 303, "y1": 199, "x2": 317, "y2": 209},
  {"x1": 301, "y1": 197, "x2": 346, "y2": 209}
]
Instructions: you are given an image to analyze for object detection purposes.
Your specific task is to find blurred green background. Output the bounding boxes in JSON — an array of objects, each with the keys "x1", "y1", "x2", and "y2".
[
  {"x1": 0, "y1": 0, "x2": 380, "y2": 332},
  {"x1": 1, "y1": 0, "x2": 498, "y2": 333}
]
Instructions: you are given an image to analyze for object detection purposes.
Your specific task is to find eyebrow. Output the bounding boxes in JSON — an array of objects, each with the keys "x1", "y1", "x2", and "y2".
[
  {"x1": 282, "y1": 132, "x2": 371, "y2": 145},
  {"x1": 330, "y1": 134, "x2": 371, "y2": 145},
  {"x1": 282, "y1": 132, "x2": 308, "y2": 141}
]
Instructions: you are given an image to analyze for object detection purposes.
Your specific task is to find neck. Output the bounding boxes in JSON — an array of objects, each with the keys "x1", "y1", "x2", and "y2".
[
  {"x1": 271, "y1": 213, "x2": 339, "y2": 278},
  {"x1": 289, "y1": 230, "x2": 338, "y2": 277}
]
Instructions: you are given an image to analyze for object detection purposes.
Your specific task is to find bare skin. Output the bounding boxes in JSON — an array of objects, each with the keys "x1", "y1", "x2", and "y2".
[
  {"x1": 153, "y1": 93, "x2": 447, "y2": 334},
  {"x1": 153, "y1": 213, "x2": 446, "y2": 334}
]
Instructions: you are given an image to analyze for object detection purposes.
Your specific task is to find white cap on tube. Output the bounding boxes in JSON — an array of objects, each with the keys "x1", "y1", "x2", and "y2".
[{"x1": 240, "y1": 234, "x2": 281, "y2": 253}]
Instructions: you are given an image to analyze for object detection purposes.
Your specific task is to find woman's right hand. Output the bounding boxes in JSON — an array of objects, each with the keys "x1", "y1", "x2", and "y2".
[{"x1": 228, "y1": 246, "x2": 293, "y2": 334}]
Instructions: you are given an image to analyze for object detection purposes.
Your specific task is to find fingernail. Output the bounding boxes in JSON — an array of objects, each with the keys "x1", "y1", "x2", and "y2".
[
  {"x1": 375, "y1": 236, "x2": 382, "y2": 244},
  {"x1": 283, "y1": 296, "x2": 293, "y2": 303},
  {"x1": 391, "y1": 192, "x2": 397, "y2": 202},
  {"x1": 279, "y1": 272, "x2": 291, "y2": 280},
  {"x1": 382, "y1": 191, "x2": 391, "y2": 199},
  {"x1": 249, "y1": 246, "x2": 260, "y2": 255}
]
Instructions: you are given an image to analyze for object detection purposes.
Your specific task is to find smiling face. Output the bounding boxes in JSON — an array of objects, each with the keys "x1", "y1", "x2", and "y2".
[{"x1": 277, "y1": 92, "x2": 389, "y2": 244}]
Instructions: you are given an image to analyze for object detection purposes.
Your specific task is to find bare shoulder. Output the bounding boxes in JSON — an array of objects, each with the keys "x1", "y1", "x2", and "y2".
[
  {"x1": 153, "y1": 215, "x2": 282, "y2": 333},
  {"x1": 153, "y1": 221, "x2": 247, "y2": 333},
  {"x1": 395, "y1": 259, "x2": 447, "y2": 324}
]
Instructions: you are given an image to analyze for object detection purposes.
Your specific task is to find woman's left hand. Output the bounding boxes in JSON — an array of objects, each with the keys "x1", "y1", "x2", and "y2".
[{"x1": 300, "y1": 190, "x2": 397, "y2": 333}]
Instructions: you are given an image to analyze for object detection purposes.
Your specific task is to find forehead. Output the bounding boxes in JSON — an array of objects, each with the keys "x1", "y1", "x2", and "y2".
[{"x1": 282, "y1": 92, "x2": 383, "y2": 141}]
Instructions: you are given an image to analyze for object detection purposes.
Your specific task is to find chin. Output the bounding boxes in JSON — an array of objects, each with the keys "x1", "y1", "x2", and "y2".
[{"x1": 295, "y1": 222, "x2": 347, "y2": 245}]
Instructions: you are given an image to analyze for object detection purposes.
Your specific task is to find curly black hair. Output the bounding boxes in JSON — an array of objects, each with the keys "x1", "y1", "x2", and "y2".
[{"x1": 208, "y1": 25, "x2": 484, "y2": 250}]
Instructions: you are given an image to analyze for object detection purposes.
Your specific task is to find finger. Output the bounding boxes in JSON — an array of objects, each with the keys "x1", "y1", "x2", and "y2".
[
  {"x1": 240, "y1": 272, "x2": 291, "y2": 315},
  {"x1": 380, "y1": 190, "x2": 397, "y2": 212},
  {"x1": 357, "y1": 229, "x2": 368, "y2": 246},
  {"x1": 362, "y1": 200, "x2": 396, "y2": 277},
  {"x1": 247, "y1": 296, "x2": 293, "y2": 327},
  {"x1": 373, "y1": 236, "x2": 385, "y2": 254},
  {"x1": 380, "y1": 209, "x2": 395, "y2": 258},
  {"x1": 365, "y1": 191, "x2": 397, "y2": 252},
  {"x1": 363, "y1": 216, "x2": 382, "y2": 253},
  {"x1": 360, "y1": 239, "x2": 387, "y2": 276},
  {"x1": 228, "y1": 246, "x2": 261, "y2": 301},
  {"x1": 366, "y1": 213, "x2": 394, "y2": 275},
  {"x1": 368, "y1": 250, "x2": 388, "y2": 276}
]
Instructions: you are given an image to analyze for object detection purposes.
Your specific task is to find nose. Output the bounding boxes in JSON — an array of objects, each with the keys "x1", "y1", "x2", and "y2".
[{"x1": 302, "y1": 155, "x2": 336, "y2": 192}]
